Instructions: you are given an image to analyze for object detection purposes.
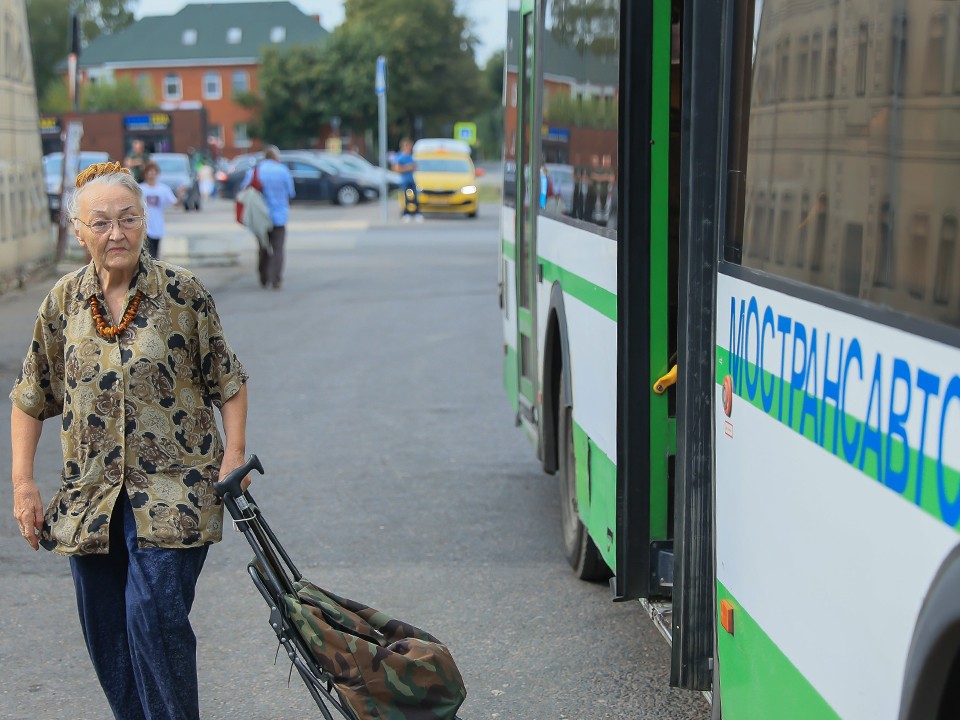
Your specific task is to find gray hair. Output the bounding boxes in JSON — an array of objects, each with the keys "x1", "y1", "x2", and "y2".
[
  {"x1": 67, "y1": 171, "x2": 147, "y2": 222},
  {"x1": 263, "y1": 145, "x2": 280, "y2": 161}
]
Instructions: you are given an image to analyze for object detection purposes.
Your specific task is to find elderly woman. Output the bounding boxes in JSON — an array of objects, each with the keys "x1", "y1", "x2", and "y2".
[{"x1": 10, "y1": 162, "x2": 249, "y2": 720}]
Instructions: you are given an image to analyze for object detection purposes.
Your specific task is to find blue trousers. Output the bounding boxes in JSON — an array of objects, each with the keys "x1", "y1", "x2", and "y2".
[
  {"x1": 70, "y1": 491, "x2": 209, "y2": 720},
  {"x1": 401, "y1": 181, "x2": 420, "y2": 215}
]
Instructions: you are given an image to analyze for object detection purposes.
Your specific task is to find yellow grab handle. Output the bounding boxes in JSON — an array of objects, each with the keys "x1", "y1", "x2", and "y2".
[{"x1": 653, "y1": 365, "x2": 678, "y2": 395}]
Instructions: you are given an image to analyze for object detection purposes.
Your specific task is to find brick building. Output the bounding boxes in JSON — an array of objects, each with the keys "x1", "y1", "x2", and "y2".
[{"x1": 73, "y1": 1, "x2": 329, "y2": 158}]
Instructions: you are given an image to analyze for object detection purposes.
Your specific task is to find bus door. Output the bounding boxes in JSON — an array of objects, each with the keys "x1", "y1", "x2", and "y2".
[{"x1": 515, "y1": 1, "x2": 539, "y2": 425}]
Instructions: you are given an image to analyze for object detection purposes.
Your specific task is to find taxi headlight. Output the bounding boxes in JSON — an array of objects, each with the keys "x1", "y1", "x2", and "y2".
[{"x1": 461, "y1": 185, "x2": 478, "y2": 195}]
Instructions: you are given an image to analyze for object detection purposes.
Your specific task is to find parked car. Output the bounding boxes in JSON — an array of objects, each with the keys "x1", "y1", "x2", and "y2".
[
  {"x1": 280, "y1": 150, "x2": 380, "y2": 206},
  {"x1": 149, "y1": 153, "x2": 202, "y2": 210},
  {"x1": 220, "y1": 150, "x2": 379, "y2": 206},
  {"x1": 43, "y1": 151, "x2": 110, "y2": 221},
  {"x1": 321, "y1": 151, "x2": 401, "y2": 191},
  {"x1": 217, "y1": 153, "x2": 259, "y2": 199}
]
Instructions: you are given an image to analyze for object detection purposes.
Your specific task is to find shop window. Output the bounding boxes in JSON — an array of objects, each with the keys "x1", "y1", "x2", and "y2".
[
  {"x1": 873, "y1": 200, "x2": 894, "y2": 287},
  {"x1": 825, "y1": 26, "x2": 837, "y2": 98},
  {"x1": 795, "y1": 36, "x2": 808, "y2": 101},
  {"x1": 907, "y1": 212, "x2": 930, "y2": 299},
  {"x1": 934, "y1": 216, "x2": 957, "y2": 304},
  {"x1": 889, "y1": 14, "x2": 907, "y2": 96},
  {"x1": 856, "y1": 22, "x2": 868, "y2": 97},
  {"x1": 809, "y1": 32, "x2": 821, "y2": 98},
  {"x1": 923, "y1": 14, "x2": 946, "y2": 96}
]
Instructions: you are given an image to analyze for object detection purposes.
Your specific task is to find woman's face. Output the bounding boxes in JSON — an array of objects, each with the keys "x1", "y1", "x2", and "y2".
[{"x1": 74, "y1": 183, "x2": 144, "y2": 277}]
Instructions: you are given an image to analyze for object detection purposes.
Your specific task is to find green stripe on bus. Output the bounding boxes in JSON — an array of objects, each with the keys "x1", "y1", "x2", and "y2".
[
  {"x1": 715, "y1": 345, "x2": 960, "y2": 531},
  {"x1": 717, "y1": 582, "x2": 839, "y2": 719},
  {"x1": 502, "y1": 238, "x2": 516, "y2": 262},
  {"x1": 573, "y1": 420, "x2": 617, "y2": 569},
  {"x1": 540, "y1": 258, "x2": 618, "y2": 322}
]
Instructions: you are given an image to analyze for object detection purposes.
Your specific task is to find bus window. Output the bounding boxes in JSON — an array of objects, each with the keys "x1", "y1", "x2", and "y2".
[
  {"x1": 726, "y1": 0, "x2": 960, "y2": 329},
  {"x1": 539, "y1": 0, "x2": 619, "y2": 236}
]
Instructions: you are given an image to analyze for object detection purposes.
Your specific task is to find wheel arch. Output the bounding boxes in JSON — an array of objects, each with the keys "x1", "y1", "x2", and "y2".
[
  {"x1": 541, "y1": 281, "x2": 571, "y2": 475},
  {"x1": 899, "y1": 544, "x2": 960, "y2": 720}
]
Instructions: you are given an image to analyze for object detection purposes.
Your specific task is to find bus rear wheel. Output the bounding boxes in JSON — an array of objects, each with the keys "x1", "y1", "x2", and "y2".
[{"x1": 558, "y1": 368, "x2": 609, "y2": 581}]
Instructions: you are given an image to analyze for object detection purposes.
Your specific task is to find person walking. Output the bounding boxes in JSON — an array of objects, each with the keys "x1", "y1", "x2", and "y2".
[
  {"x1": 123, "y1": 139, "x2": 149, "y2": 183},
  {"x1": 392, "y1": 138, "x2": 422, "y2": 223},
  {"x1": 10, "y1": 161, "x2": 250, "y2": 720},
  {"x1": 242, "y1": 146, "x2": 294, "y2": 288},
  {"x1": 140, "y1": 160, "x2": 178, "y2": 258}
]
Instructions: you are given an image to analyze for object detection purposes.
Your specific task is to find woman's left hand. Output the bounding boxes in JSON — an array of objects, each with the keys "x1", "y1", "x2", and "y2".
[{"x1": 218, "y1": 448, "x2": 251, "y2": 491}]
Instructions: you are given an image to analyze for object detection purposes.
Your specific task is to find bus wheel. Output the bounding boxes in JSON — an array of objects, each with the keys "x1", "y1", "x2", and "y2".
[{"x1": 558, "y1": 367, "x2": 609, "y2": 581}]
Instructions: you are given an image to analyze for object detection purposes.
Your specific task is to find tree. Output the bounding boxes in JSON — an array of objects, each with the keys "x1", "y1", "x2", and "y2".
[
  {"x1": 26, "y1": 0, "x2": 135, "y2": 100},
  {"x1": 40, "y1": 76, "x2": 151, "y2": 113},
  {"x1": 334, "y1": 0, "x2": 487, "y2": 140},
  {"x1": 236, "y1": 45, "x2": 329, "y2": 148},
  {"x1": 548, "y1": 0, "x2": 619, "y2": 57}
]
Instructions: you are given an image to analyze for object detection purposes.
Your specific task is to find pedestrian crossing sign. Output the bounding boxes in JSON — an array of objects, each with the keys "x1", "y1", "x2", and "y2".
[{"x1": 454, "y1": 122, "x2": 477, "y2": 146}]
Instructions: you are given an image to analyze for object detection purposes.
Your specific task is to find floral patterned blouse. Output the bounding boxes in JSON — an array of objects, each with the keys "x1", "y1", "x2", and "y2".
[{"x1": 10, "y1": 255, "x2": 248, "y2": 556}]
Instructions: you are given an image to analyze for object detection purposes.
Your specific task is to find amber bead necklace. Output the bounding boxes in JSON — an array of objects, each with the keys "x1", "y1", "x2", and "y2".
[{"x1": 90, "y1": 290, "x2": 142, "y2": 339}]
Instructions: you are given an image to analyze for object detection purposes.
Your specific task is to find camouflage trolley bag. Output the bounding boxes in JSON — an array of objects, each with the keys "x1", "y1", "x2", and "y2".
[{"x1": 214, "y1": 455, "x2": 467, "y2": 720}]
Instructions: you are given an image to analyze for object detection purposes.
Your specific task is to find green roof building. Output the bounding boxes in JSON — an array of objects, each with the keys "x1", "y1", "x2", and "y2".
[{"x1": 76, "y1": 2, "x2": 329, "y2": 156}]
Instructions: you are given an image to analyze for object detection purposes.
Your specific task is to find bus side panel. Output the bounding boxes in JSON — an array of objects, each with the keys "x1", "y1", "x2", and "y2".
[
  {"x1": 502, "y1": 206, "x2": 520, "y2": 415},
  {"x1": 538, "y1": 217, "x2": 618, "y2": 568},
  {"x1": 714, "y1": 274, "x2": 960, "y2": 720}
]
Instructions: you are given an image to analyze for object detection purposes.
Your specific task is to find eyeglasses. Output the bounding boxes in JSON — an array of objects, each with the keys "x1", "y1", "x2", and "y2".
[{"x1": 74, "y1": 216, "x2": 144, "y2": 236}]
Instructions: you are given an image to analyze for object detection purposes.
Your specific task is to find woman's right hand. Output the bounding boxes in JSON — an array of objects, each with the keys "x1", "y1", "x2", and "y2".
[{"x1": 13, "y1": 481, "x2": 44, "y2": 551}]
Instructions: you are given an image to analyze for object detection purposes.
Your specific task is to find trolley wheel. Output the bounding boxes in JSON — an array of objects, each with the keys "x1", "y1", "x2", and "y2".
[{"x1": 557, "y1": 365, "x2": 609, "y2": 581}]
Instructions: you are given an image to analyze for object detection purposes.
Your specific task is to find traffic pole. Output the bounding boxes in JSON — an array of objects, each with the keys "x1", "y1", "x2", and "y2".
[{"x1": 376, "y1": 56, "x2": 387, "y2": 224}]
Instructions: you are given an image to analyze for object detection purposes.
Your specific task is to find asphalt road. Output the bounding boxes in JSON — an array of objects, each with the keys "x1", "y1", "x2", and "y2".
[{"x1": 0, "y1": 197, "x2": 708, "y2": 719}]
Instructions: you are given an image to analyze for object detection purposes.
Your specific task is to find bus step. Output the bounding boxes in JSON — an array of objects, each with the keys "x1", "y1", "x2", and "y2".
[{"x1": 640, "y1": 598, "x2": 674, "y2": 645}]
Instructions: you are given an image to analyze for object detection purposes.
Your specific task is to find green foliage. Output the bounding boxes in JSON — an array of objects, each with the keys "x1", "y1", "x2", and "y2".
[
  {"x1": 39, "y1": 77, "x2": 72, "y2": 114},
  {"x1": 80, "y1": 76, "x2": 151, "y2": 111},
  {"x1": 544, "y1": 91, "x2": 617, "y2": 129},
  {"x1": 248, "y1": 45, "x2": 329, "y2": 147},
  {"x1": 244, "y1": 0, "x2": 494, "y2": 150},
  {"x1": 548, "y1": 0, "x2": 619, "y2": 58},
  {"x1": 26, "y1": 0, "x2": 135, "y2": 101}
]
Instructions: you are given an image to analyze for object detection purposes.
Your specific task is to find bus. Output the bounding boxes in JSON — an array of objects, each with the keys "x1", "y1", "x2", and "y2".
[
  {"x1": 499, "y1": 0, "x2": 960, "y2": 717},
  {"x1": 0, "y1": 0, "x2": 53, "y2": 288}
]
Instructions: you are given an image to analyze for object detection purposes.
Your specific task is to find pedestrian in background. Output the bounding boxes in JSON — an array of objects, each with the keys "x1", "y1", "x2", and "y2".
[
  {"x1": 10, "y1": 161, "x2": 250, "y2": 720},
  {"x1": 123, "y1": 138, "x2": 149, "y2": 183},
  {"x1": 140, "y1": 159, "x2": 178, "y2": 258},
  {"x1": 393, "y1": 138, "x2": 422, "y2": 223},
  {"x1": 242, "y1": 145, "x2": 294, "y2": 289}
]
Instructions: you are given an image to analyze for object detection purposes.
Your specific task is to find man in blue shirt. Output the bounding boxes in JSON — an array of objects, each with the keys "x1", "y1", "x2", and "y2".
[
  {"x1": 392, "y1": 138, "x2": 422, "y2": 222},
  {"x1": 242, "y1": 146, "x2": 295, "y2": 288}
]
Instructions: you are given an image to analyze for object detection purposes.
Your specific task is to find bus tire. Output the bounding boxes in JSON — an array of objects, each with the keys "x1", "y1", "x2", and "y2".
[{"x1": 558, "y1": 366, "x2": 608, "y2": 582}]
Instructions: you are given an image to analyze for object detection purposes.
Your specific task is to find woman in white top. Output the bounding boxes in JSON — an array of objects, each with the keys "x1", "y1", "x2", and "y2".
[{"x1": 140, "y1": 160, "x2": 178, "y2": 258}]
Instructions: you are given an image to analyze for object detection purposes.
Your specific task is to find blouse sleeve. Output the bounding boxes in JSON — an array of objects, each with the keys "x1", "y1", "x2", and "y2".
[
  {"x1": 196, "y1": 288, "x2": 248, "y2": 409},
  {"x1": 9, "y1": 293, "x2": 66, "y2": 420}
]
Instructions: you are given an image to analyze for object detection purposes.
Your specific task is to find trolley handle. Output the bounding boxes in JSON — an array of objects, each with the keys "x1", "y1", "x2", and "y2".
[{"x1": 213, "y1": 454, "x2": 264, "y2": 499}]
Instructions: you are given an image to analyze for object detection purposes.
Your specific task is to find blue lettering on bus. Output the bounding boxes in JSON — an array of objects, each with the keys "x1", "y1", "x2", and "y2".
[
  {"x1": 886, "y1": 358, "x2": 912, "y2": 494},
  {"x1": 745, "y1": 297, "x2": 760, "y2": 402},
  {"x1": 761, "y1": 306, "x2": 776, "y2": 413},
  {"x1": 725, "y1": 293, "x2": 960, "y2": 528},
  {"x1": 915, "y1": 369, "x2": 941, "y2": 506},
  {"x1": 937, "y1": 377, "x2": 960, "y2": 526}
]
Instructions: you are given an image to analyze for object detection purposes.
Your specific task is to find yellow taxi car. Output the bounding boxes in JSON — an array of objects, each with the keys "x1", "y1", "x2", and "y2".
[{"x1": 403, "y1": 139, "x2": 479, "y2": 218}]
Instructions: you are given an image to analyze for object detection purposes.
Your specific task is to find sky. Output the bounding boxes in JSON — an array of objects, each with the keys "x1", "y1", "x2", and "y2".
[{"x1": 134, "y1": 0, "x2": 508, "y2": 63}]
